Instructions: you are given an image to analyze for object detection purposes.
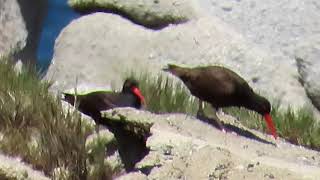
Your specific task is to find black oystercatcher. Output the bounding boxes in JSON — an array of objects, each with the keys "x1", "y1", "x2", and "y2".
[
  {"x1": 62, "y1": 78, "x2": 146, "y2": 120},
  {"x1": 63, "y1": 79, "x2": 148, "y2": 171},
  {"x1": 163, "y1": 64, "x2": 278, "y2": 139}
]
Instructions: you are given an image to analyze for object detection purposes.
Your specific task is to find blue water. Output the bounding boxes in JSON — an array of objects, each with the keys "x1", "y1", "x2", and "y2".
[{"x1": 37, "y1": 0, "x2": 80, "y2": 70}]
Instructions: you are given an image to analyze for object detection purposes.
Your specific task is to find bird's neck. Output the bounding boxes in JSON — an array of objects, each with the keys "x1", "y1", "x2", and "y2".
[
  {"x1": 171, "y1": 66, "x2": 190, "y2": 77},
  {"x1": 245, "y1": 93, "x2": 266, "y2": 115}
]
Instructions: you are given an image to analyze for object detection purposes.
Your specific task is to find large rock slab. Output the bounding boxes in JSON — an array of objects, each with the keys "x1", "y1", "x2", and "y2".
[
  {"x1": 104, "y1": 108, "x2": 320, "y2": 179},
  {"x1": 45, "y1": 12, "x2": 311, "y2": 110},
  {"x1": 198, "y1": 0, "x2": 320, "y2": 113},
  {"x1": 295, "y1": 35, "x2": 320, "y2": 114},
  {"x1": 14, "y1": 0, "x2": 48, "y2": 62},
  {"x1": 68, "y1": 0, "x2": 201, "y2": 28},
  {"x1": 0, "y1": 0, "x2": 27, "y2": 56},
  {"x1": 198, "y1": 0, "x2": 320, "y2": 58}
]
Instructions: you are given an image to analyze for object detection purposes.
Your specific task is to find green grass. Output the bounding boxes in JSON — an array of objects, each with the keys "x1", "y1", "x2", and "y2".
[
  {"x1": 126, "y1": 72, "x2": 198, "y2": 114},
  {"x1": 0, "y1": 57, "x2": 112, "y2": 179},
  {"x1": 129, "y1": 72, "x2": 320, "y2": 151}
]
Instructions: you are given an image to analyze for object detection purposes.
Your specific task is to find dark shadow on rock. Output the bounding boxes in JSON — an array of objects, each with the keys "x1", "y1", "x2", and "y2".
[
  {"x1": 295, "y1": 57, "x2": 320, "y2": 112},
  {"x1": 15, "y1": 0, "x2": 48, "y2": 64},
  {"x1": 97, "y1": 117, "x2": 151, "y2": 172},
  {"x1": 196, "y1": 114, "x2": 276, "y2": 146},
  {"x1": 73, "y1": 8, "x2": 187, "y2": 30},
  {"x1": 138, "y1": 164, "x2": 161, "y2": 175}
]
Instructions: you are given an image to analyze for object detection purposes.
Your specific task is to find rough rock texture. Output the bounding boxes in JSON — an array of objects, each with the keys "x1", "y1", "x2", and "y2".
[
  {"x1": 45, "y1": 12, "x2": 311, "y2": 111},
  {"x1": 102, "y1": 108, "x2": 153, "y2": 171},
  {"x1": 103, "y1": 108, "x2": 320, "y2": 179},
  {"x1": 198, "y1": 0, "x2": 320, "y2": 113},
  {"x1": 0, "y1": 153, "x2": 49, "y2": 180},
  {"x1": 0, "y1": 0, "x2": 27, "y2": 57},
  {"x1": 198, "y1": 0, "x2": 320, "y2": 58},
  {"x1": 294, "y1": 35, "x2": 320, "y2": 112},
  {"x1": 62, "y1": 102, "x2": 126, "y2": 176},
  {"x1": 116, "y1": 172, "x2": 147, "y2": 180},
  {"x1": 68, "y1": 0, "x2": 200, "y2": 28}
]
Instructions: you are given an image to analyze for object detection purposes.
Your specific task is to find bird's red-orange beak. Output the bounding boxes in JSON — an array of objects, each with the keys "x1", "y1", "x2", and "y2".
[
  {"x1": 131, "y1": 87, "x2": 146, "y2": 108},
  {"x1": 264, "y1": 113, "x2": 278, "y2": 139}
]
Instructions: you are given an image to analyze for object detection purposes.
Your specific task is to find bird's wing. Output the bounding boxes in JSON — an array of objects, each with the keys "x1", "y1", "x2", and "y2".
[
  {"x1": 193, "y1": 68, "x2": 237, "y2": 96},
  {"x1": 95, "y1": 92, "x2": 120, "y2": 110}
]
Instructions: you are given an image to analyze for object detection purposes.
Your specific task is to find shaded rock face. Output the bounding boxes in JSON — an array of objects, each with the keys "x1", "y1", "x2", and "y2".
[
  {"x1": 68, "y1": 0, "x2": 201, "y2": 29},
  {"x1": 0, "y1": 0, "x2": 27, "y2": 57},
  {"x1": 45, "y1": 12, "x2": 311, "y2": 111},
  {"x1": 14, "y1": 0, "x2": 48, "y2": 63},
  {"x1": 295, "y1": 35, "x2": 320, "y2": 111}
]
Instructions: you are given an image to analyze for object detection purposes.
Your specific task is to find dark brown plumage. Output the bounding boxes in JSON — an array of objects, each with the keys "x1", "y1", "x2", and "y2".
[
  {"x1": 163, "y1": 64, "x2": 277, "y2": 139},
  {"x1": 62, "y1": 78, "x2": 145, "y2": 121}
]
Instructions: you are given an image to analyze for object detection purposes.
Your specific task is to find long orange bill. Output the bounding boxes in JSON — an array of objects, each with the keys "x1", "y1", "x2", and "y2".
[
  {"x1": 131, "y1": 87, "x2": 146, "y2": 107},
  {"x1": 264, "y1": 113, "x2": 278, "y2": 139}
]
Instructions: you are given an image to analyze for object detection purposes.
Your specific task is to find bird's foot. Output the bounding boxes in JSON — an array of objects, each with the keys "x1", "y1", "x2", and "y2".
[
  {"x1": 196, "y1": 110, "x2": 206, "y2": 119},
  {"x1": 221, "y1": 128, "x2": 227, "y2": 133},
  {"x1": 219, "y1": 125, "x2": 238, "y2": 136}
]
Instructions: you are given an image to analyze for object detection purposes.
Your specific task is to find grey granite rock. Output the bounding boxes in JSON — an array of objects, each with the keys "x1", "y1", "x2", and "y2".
[
  {"x1": 45, "y1": 13, "x2": 310, "y2": 110},
  {"x1": 68, "y1": 0, "x2": 201, "y2": 28},
  {"x1": 0, "y1": 0, "x2": 27, "y2": 57}
]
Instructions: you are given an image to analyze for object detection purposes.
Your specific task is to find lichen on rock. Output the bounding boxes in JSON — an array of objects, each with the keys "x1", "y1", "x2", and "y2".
[{"x1": 68, "y1": 0, "x2": 200, "y2": 28}]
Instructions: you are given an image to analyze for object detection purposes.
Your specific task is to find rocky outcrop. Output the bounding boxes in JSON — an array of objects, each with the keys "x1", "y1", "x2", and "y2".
[
  {"x1": 0, "y1": 0, "x2": 27, "y2": 57},
  {"x1": 45, "y1": 12, "x2": 311, "y2": 111},
  {"x1": 68, "y1": 0, "x2": 200, "y2": 29},
  {"x1": 116, "y1": 172, "x2": 147, "y2": 180},
  {"x1": 0, "y1": 0, "x2": 48, "y2": 63},
  {"x1": 198, "y1": 0, "x2": 320, "y2": 57},
  {"x1": 102, "y1": 108, "x2": 153, "y2": 171},
  {"x1": 295, "y1": 35, "x2": 320, "y2": 112},
  {"x1": 100, "y1": 108, "x2": 320, "y2": 179},
  {"x1": 197, "y1": 0, "x2": 320, "y2": 113},
  {"x1": 14, "y1": 0, "x2": 48, "y2": 63},
  {"x1": 0, "y1": 153, "x2": 49, "y2": 180}
]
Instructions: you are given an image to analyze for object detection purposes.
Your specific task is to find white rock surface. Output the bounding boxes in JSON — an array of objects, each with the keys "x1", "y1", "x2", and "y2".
[
  {"x1": 198, "y1": 0, "x2": 320, "y2": 113},
  {"x1": 0, "y1": 0, "x2": 27, "y2": 56},
  {"x1": 294, "y1": 35, "x2": 320, "y2": 111},
  {"x1": 116, "y1": 172, "x2": 147, "y2": 180},
  {"x1": 0, "y1": 153, "x2": 49, "y2": 180},
  {"x1": 198, "y1": 0, "x2": 320, "y2": 58},
  {"x1": 105, "y1": 108, "x2": 320, "y2": 179},
  {"x1": 46, "y1": 12, "x2": 310, "y2": 110}
]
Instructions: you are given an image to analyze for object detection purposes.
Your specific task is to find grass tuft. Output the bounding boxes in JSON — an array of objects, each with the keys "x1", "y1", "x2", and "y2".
[
  {"x1": 0, "y1": 57, "x2": 112, "y2": 179},
  {"x1": 126, "y1": 71, "x2": 198, "y2": 114}
]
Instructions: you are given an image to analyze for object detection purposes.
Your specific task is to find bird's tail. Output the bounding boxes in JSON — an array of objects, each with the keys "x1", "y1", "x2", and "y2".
[
  {"x1": 162, "y1": 64, "x2": 180, "y2": 72},
  {"x1": 61, "y1": 92, "x2": 76, "y2": 105},
  {"x1": 162, "y1": 64, "x2": 187, "y2": 77}
]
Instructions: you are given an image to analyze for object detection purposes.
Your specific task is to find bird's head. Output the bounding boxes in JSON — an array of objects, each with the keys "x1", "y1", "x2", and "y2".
[
  {"x1": 122, "y1": 78, "x2": 146, "y2": 108},
  {"x1": 251, "y1": 95, "x2": 277, "y2": 139},
  {"x1": 255, "y1": 96, "x2": 271, "y2": 115},
  {"x1": 162, "y1": 64, "x2": 188, "y2": 77}
]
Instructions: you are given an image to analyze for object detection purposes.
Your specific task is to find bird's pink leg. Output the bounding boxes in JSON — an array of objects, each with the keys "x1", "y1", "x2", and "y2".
[
  {"x1": 212, "y1": 108, "x2": 226, "y2": 133},
  {"x1": 196, "y1": 99, "x2": 227, "y2": 133},
  {"x1": 196, "y1": 99, "x2": 205, "y2": 117}
]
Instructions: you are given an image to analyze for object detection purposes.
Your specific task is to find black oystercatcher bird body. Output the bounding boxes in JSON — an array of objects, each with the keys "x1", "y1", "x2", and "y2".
[
  {"x1": 163, "y1": 64, "x2": 277, "y2": 139},
  {"x1": 62, "y1": 79, "x2": 145, "y2": 120},
  {"x1": 63, "y1": 79, "x2": 148, "y2": 171}
]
